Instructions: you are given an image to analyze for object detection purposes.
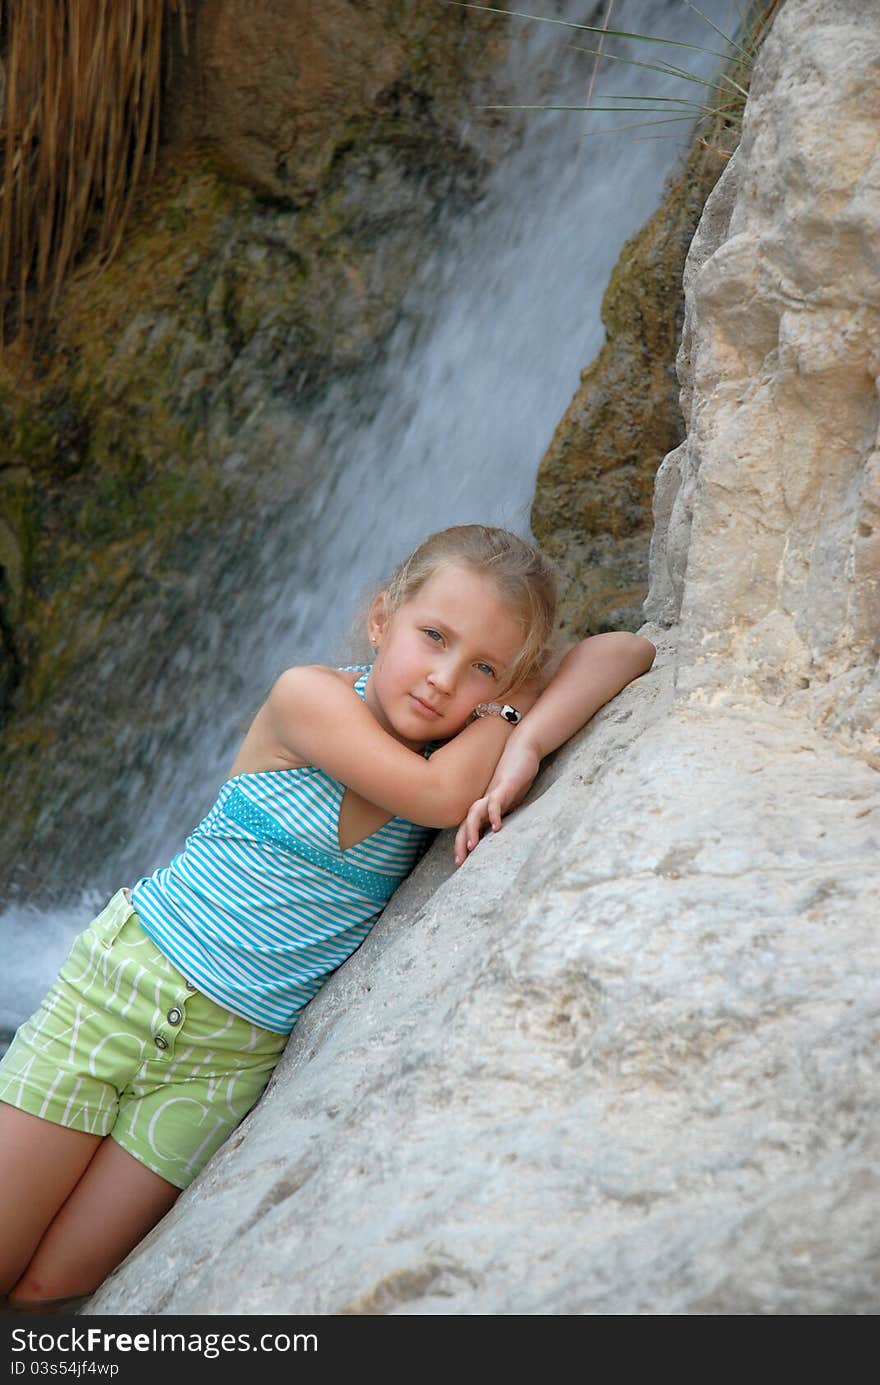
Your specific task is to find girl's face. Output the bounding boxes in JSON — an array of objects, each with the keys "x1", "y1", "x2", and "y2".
[{"x1": 365, "y1": 564, "x2": 526, "y2": 749}]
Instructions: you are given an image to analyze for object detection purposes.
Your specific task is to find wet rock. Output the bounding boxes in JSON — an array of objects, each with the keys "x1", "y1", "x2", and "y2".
[
  {"x1": 531, "y1": 135, "x2": 735, "y2": 638},
  {"x1": 165, "y1": 0, "x2": 506, "y2": 203}
]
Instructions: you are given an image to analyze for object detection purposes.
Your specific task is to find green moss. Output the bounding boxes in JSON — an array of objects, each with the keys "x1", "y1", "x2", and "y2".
[
  {"x1": 532, "y1": 135, "x2": 737, "y2": 637},
  {"x1": 163, "y1": 204, "x2": 190, "y2": 234}
]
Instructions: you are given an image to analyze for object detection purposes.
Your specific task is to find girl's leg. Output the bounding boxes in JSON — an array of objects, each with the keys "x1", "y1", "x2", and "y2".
[
  {"x1": 0, "y1": 1103, "x2": 103, "y2": 1294},
  {"x1": 8, "y1": 1136, "x2": 180, "y2": 1305}
]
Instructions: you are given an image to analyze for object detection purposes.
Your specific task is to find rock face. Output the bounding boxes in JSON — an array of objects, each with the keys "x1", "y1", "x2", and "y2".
[
  {"x1": 165, "y1": 0, "x2": 505, "y2": 205},
  {"x1": 83, "y1": 0, "x2": 880, "y2": 1317},
  {"x1": 646, "y1": 0, "x2": 879, "y2": 759}
]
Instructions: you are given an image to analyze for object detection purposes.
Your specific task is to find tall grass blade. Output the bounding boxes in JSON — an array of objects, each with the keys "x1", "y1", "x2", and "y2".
[
  {"x1": 458, "y1": 0, "x2": 778, "y2": 153},
  {"x1": 448, "y1": 3, "x2": 737, "y2": 64},
  {"x1": 684, "y1": 0, "x2": 751, "y2": 61},
  {"x1": 583, "y1": 0, "x2": 614, "y2": 130},
  {"x1": 566, "y1": 44, "x2": 750, "y2": 101}
]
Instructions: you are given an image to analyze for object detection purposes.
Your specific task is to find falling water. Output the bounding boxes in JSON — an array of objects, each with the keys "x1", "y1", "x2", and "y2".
[{"x1": 2, "y1": 0, "x2": 738, "y2": 1042}]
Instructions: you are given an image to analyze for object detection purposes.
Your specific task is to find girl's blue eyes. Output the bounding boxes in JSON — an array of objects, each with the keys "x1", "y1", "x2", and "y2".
[{"x1": 421, "y1": 630, "x2": 496, "y2": 678}]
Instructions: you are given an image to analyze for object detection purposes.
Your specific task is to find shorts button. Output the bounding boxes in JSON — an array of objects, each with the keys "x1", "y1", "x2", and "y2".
[
  {"x1": 167, "y1": 1007, "x2": 182, "y2": 1025},
  {"x1": 154, "y1": 1033, "x2": 168, "y2": 1050}
]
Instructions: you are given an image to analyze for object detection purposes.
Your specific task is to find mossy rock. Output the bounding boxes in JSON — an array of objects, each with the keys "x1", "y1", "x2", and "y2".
[{"x1": 532, "y1": 134, "x2": 738, "y2": 637}]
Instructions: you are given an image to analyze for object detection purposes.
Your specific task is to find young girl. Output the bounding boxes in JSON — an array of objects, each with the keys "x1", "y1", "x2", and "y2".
[{"x1": 0, "y1": 524, "x2": 654, "y2": 1307}]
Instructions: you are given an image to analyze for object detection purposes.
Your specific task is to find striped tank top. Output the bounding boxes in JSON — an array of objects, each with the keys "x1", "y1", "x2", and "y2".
[{"x1": 131, "y1": 667, "x2": 434, "y2": 1033}]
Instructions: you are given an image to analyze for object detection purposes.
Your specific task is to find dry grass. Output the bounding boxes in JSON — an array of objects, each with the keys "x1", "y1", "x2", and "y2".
[{"x1": 0, "y1": 0, "x2": 183, "y2": 347}]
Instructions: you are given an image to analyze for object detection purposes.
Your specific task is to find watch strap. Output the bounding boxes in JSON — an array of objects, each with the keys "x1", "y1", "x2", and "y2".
[{"x1": 473, "y1": 701, "x2": 522, "y2": 725}]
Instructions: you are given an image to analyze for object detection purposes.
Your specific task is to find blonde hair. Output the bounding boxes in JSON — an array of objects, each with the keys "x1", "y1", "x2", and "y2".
[{"x1": 378, "y1": 525, "x2": 559, "y2": 694}]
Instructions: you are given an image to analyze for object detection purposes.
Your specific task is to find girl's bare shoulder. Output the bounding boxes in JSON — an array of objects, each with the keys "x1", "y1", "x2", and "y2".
[
  {"x1": 272, "y1": 663, "x2": 364, "y2": 699},
  {"x1": 228, "y1": 665, "x2": 365, "y2": 775}
]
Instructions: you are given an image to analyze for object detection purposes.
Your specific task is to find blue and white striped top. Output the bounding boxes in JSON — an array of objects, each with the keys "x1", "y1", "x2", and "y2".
[{"x1": 131, "y1": 667, "x2": 435, "y2": 1033}]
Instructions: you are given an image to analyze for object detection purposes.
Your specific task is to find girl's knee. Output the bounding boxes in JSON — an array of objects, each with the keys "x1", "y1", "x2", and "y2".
[{"x1": 7, "y1": 1267, "x2": 97, "y2": 1308}]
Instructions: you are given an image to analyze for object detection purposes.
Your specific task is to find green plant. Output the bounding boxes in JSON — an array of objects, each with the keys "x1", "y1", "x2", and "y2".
[{"x1": 450, "y1": 1, "x2": 783, "y2": 149}]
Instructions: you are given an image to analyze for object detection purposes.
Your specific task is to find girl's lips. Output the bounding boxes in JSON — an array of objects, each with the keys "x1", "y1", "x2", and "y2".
[{"x1": 409, "y1": 693, "x2": 441, "y2": 717}]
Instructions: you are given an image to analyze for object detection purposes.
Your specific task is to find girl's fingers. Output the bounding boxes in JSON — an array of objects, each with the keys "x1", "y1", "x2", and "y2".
[
  {"x1": 454, "y1": 784, "x2": 524, "y2": 864},
  {"x1": 468, "y1": 799, "x2": 488, "y2": 846},
  {"x1": 454, "y1": 820, "x2": 468, "y2": 865},
  {"x1": 454, "y1": 799, "x2": 489, "y2": 866},
  {"x1": 454, "y1": 781, "x2": 526, "y2": 863}
]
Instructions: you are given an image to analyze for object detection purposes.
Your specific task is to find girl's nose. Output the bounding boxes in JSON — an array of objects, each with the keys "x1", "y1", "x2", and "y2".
[{"x1": 427, "y1": 657, "x2": 457, "y2": 693}]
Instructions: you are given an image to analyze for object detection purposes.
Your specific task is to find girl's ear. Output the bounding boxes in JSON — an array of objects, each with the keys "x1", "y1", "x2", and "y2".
[{"x1": 367, "y1": 591, "x2": 389, "y2": 649}]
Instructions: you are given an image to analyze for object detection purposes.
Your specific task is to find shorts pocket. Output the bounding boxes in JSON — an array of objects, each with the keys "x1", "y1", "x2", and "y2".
[{"x1": 87, "y1": 889, "x2": 137, "y2": 950}]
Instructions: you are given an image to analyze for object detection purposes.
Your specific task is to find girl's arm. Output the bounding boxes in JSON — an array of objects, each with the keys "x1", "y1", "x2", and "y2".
[
  {"x1": 260, "y1": 665, "x2": 543, "y2": 829},
  {"x1": 454, "y1": 632, "x2": 655, "y2": 866}
]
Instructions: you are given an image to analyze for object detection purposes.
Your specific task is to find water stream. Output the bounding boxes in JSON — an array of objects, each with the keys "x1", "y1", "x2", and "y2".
[{"x1": 2, "y1": 0, "x2": 736, "y2": 1042}]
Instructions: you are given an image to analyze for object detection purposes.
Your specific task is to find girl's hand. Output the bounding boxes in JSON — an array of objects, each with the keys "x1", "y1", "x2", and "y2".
[
  {"x1": 451, "y1": 632, "x2": 656, "y2": 867},
  {"x1": 454, "y1": 733, "x2": 541, "y2": 867}
]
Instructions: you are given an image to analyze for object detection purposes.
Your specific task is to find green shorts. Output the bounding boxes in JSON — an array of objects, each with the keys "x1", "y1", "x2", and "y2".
[{"x1": 0, "y1": 890, "x2": 288, "y2": 1188}]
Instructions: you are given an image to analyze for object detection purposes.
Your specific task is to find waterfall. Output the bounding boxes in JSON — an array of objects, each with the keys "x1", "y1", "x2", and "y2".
[{"x1": 1, "y1": 0, "x2": 736, "y2": 1044}]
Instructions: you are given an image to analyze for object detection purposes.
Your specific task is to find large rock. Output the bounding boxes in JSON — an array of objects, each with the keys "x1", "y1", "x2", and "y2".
[
  {"x1": 646, "y1": 0, "x2": 879, "y2": 758},
  {"x1": 86, "y1": 0, "x2": 880, "y2": 1314},
  {"x1": 86, "y1": 643, "x2": 879, "y2": 1316},
  {"x1": 165, "y1": 0, "x2": 506, "y2": 203}
]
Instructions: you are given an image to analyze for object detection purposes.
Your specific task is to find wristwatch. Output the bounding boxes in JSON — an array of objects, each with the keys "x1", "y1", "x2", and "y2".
[{"x1": 473, "y1": 701, "x2": 522, "y2": 725}]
